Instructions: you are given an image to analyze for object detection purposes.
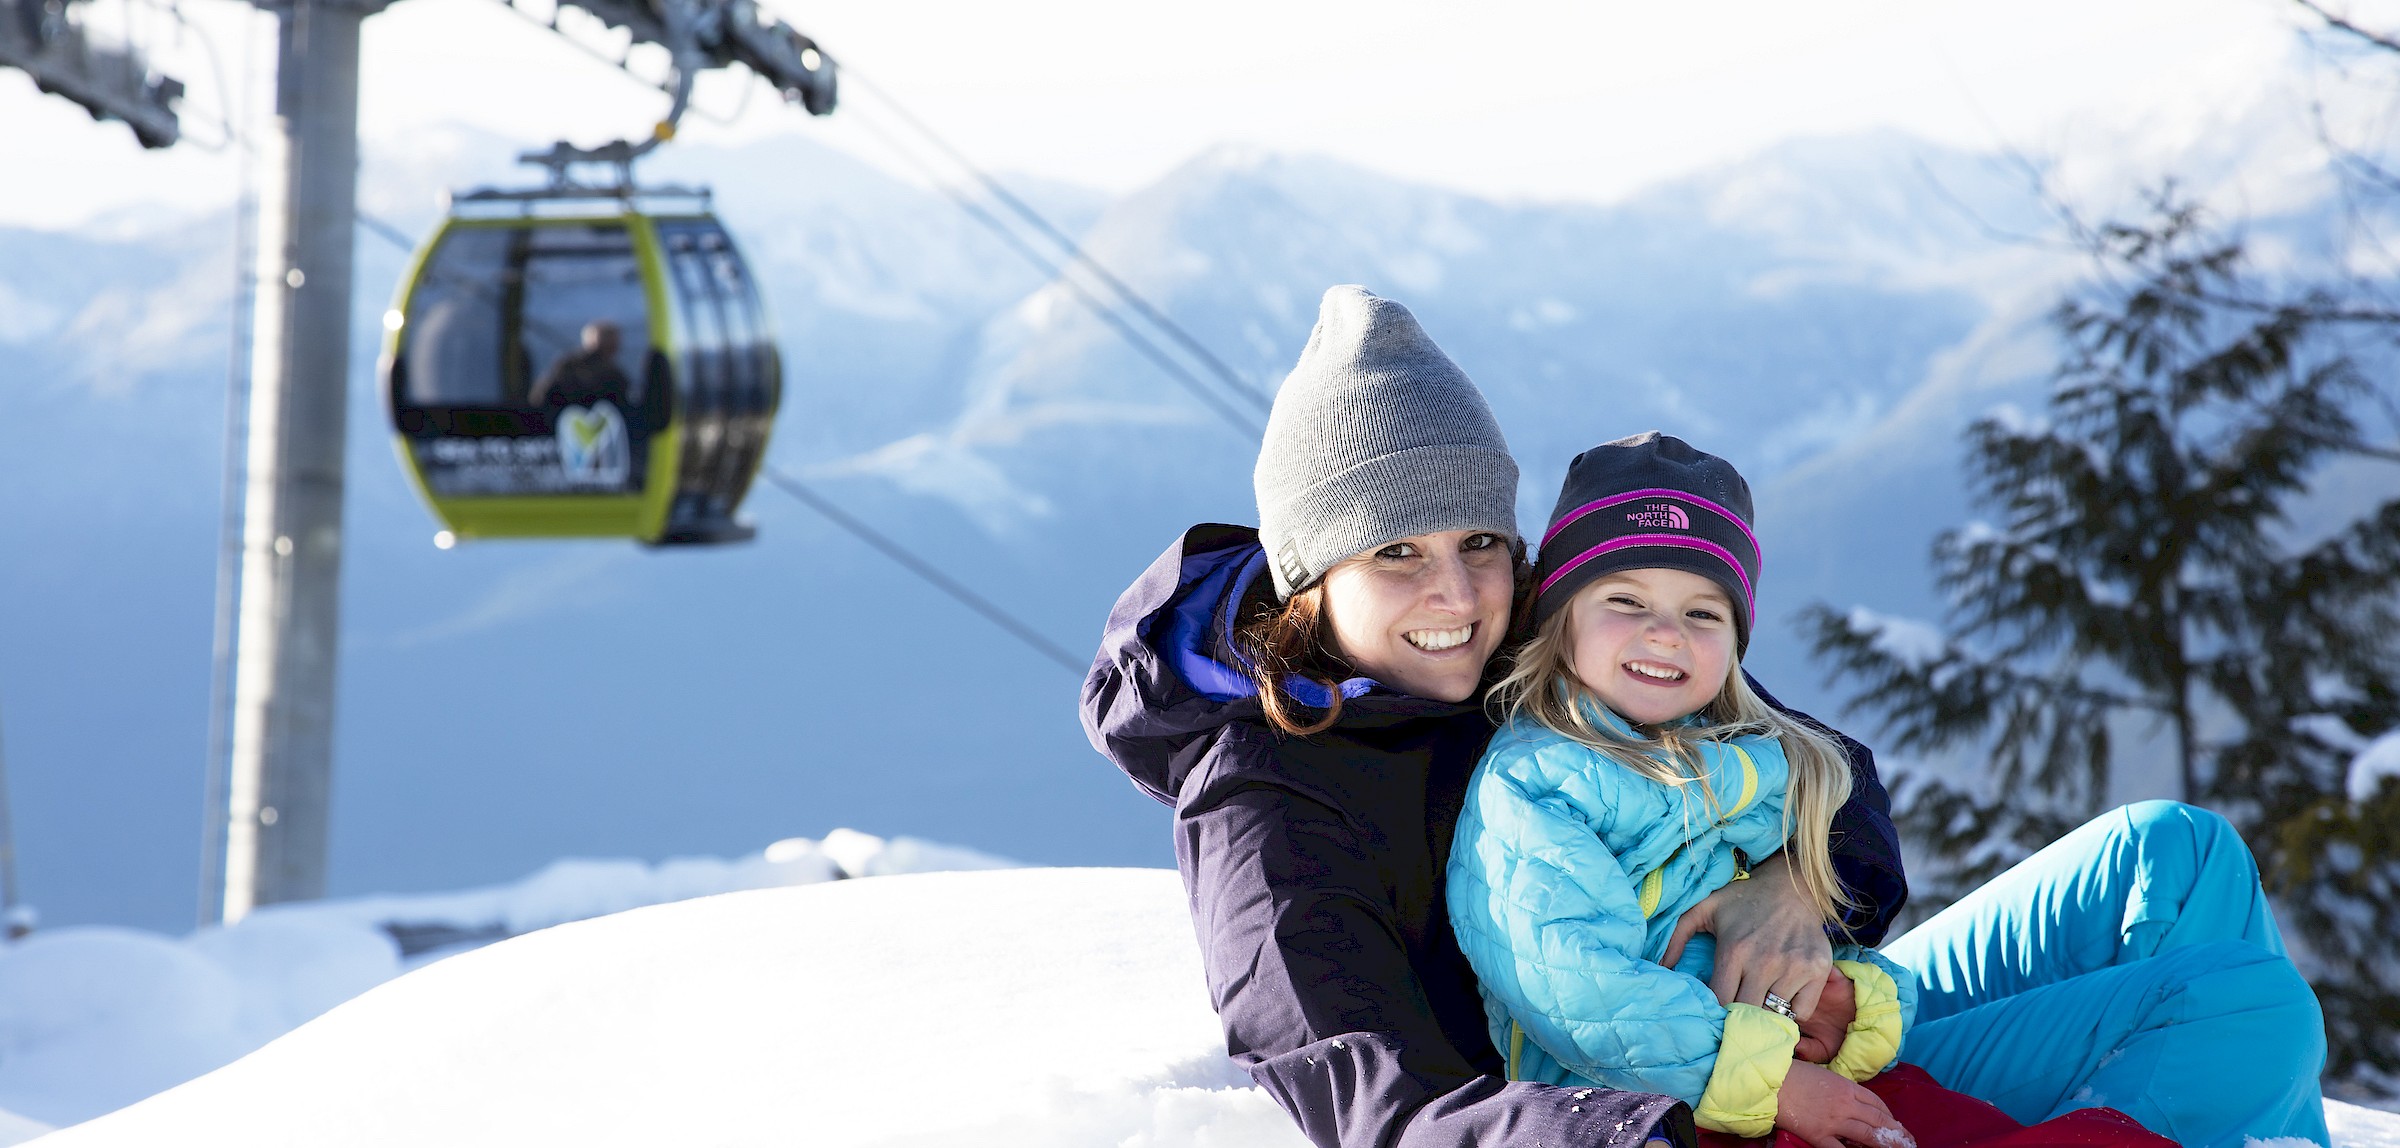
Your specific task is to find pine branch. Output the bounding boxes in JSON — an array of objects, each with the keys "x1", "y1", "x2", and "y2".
[
  {"x1": 2291, "y1": 0, "x2": 2400, "y2": 55},
  {"x1": 2289, "y1": 499, "x2": 2400, "y2": 595},
  {"x1": 2192, "y1": 287, "x2": 2400, "y2": 326},
  {"x1": 2332, "y1": 437, "x2": 2400, "y2": 463},
  {"x1": 2332, "y1": 147, "x2": 2400, "y2": 200},
  {"x1": 1829, "y1": 183, "x2": 2400, "y2": 1088},
  {"x1": 1798, "y1": 603, "x2": 2163, "y2": 761}
]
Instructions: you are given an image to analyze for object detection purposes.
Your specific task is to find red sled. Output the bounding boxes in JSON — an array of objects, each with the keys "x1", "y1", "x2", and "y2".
[{"x1": 1697, "y1": 1064, "x2": 2174, "y2": 1148}]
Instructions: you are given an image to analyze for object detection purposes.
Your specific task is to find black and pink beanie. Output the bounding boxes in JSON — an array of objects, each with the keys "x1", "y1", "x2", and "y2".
[{"x1": 1531, "y1": 431, "x2": 1763, "y2": 653}]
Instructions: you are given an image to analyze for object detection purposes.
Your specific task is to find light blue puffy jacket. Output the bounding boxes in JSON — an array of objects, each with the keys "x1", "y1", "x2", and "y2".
[{"x1": 1447, "y1": 705, "x2": 1917, "y2": 1136}]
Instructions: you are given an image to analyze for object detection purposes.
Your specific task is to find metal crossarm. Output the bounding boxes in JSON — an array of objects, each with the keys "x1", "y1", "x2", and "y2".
[
  {"x1": 0, "y1": 0, "x2": 182, "y2": 148},
  {"x1": 491, "y1": 0, "x2": 835, "y2": 127}
]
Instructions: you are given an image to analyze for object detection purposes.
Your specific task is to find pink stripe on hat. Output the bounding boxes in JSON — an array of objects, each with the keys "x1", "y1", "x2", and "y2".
[
  {"x1": 1541, "y1": 487, "x2": 1762, "y2": 567},
  {"x1": 1536, "y1": 533, "x2": 1757, "y2": 627}
]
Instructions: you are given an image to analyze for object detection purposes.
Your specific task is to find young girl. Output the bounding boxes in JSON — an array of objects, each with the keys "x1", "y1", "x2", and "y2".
[
  {"x1": 1446, "y1": 432, "x2": 1912, "y2": 1148},
  {"x1": 1448, "y1": 432, "x2": 2333, "y2": 1148}
]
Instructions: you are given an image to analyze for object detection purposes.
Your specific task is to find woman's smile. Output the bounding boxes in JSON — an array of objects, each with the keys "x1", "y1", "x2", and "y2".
[
  {"x1": 1404, "y1": 623, "x2": 1477, "y2": 652},
  {"x1": 1321, "y1": 530, "x2": 1515, "y2": 703}
]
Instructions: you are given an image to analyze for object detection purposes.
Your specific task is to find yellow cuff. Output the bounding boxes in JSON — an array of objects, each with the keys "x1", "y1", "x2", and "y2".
[
  {"x1": 1695, "y1": 1003, "x2": 1800, "y2": 1136},
  {"x1": 1828, "y1": 959, "x2": 1905, "y2": 1083}
]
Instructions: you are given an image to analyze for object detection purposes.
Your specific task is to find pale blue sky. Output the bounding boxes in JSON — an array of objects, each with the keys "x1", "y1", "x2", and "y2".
[{"x1": 5, "y1": 0, "x2": 2350, "y2": 231}]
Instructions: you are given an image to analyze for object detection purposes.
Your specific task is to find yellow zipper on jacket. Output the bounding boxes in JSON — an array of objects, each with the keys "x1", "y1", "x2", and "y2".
[
  {"x1": 1722, "y1": 744, "x2": 1760, "y2": 822},
  {"x1": 1634, "y1": 742, "x2": 1764, "y2": 919},
  {"x1": 1638, "y1": 866, "x2": 1668, "y2": 918}
]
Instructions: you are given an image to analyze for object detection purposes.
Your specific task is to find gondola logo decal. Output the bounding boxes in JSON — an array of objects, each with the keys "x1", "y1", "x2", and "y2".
[{"x1": 556, "y1": 402, "x2": 631, "y2": 487}]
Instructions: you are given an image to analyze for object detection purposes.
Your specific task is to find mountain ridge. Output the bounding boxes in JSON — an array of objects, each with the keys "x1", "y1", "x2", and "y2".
[{"x1": 2, "y1": 119, "x2": 2379, "y2": 931}]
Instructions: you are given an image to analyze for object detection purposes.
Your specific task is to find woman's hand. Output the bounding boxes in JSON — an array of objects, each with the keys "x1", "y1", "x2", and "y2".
[
  {"x1": 1777, "y1": 1062, "x2": 1910, "y2": 1148},
  {"x1": 1661, "y1": 852, "x2": 1835, "y2": 1019},
  {"x1": 1792, "y1": 969, "x2": 1856, "y2": 1064}
]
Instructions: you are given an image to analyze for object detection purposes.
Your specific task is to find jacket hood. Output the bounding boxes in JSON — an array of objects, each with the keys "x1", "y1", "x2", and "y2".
[{"x1": 1083, "y1": 524, "x2": 1421, "y2": 804}]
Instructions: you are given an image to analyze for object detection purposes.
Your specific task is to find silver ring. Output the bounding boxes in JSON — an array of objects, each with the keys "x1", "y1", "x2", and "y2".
[{"x1": 1761, "y1": 992, "x2": 1798, "y2": 1021}]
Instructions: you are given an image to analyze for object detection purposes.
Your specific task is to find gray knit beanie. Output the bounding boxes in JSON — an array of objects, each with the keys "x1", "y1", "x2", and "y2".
[{"x1": 1254, "y1": 286, "x2": 1520, "y2": 599}]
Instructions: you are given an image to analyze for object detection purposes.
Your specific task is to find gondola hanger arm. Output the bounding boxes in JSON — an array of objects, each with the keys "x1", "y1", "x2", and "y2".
[{"x1": 507, "y1": 0, "x2": 836, "y2": 126}]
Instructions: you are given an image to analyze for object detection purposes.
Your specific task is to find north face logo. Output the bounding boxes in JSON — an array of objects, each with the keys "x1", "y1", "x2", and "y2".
[{"x1": 1625, "y1": 503, "x2": 1690, "y2": 530}]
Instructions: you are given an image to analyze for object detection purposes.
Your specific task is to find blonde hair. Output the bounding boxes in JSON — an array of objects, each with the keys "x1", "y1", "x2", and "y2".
[{"x1": 1489, "y1": 599, "x2": 1856, "y2": 929}]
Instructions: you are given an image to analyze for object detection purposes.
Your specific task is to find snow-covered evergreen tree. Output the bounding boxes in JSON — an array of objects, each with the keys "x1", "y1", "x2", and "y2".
[{"x1": 1800, "y1": 195, "x2": 2400, "y2": 1088}]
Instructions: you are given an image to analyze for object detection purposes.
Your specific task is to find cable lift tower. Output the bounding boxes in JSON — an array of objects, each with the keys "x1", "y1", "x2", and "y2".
[{"x1": 1, "y1": 0, "x2": 834, "y2": 924}]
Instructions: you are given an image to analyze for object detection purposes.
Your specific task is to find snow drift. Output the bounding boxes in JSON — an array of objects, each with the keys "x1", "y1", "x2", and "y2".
[
  {"x1": 14, "y1": 866, "x2": 2399, "y2": 1147},
  {"x1": 32, "y1": 868, "x2": 1298, "y2": 1147},
  {"x1": 0, "y1": 829, "x2": 1015, "y2": 1135}
]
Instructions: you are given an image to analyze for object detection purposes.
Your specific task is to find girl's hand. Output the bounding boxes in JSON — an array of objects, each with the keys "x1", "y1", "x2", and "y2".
[
  {"x1": 1776, "y1": 1062, "x2": 1910, "y2": 1148},
  {"x1": 1793, "y1": 968, "x2": 1856, "y2": 1064},
  {"x1": 1662, "y1": 852, "x2": 1835, "y2": 1020}
]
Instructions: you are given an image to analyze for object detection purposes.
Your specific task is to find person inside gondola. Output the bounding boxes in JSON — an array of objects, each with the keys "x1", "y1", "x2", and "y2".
[{"x1": 530, "y1": 320, "x2": 635, "y2": 412}]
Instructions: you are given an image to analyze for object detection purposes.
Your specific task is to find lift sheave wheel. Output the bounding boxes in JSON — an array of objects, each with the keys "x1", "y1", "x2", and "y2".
[{"x1": 379, "y1": 187, "x2": 778, "y2": 546}]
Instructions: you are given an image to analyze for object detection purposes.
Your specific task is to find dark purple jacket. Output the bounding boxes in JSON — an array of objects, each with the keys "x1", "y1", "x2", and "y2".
[{"x1": 1081, "y1": 525, "x2": 1907, "y2": 1148}]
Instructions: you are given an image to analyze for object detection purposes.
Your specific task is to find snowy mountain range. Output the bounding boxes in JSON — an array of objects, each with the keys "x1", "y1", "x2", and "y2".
[{"x1": 3, "y1": 105, "x2": 2389, "y2": 934}]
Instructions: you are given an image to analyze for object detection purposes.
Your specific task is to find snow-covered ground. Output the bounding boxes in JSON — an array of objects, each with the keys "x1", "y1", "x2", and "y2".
[
  {"x1": 0, "y1": 829, "x2": 1015, "y2": 1138},
  {"x1": 26, "y1": 868, "x2": 1296, "y2": 1147},
  {"x1": 7, "y1": 857, "x2": 2397, "y2": 1146},
  {"x1": 2339, "y1": 1105, "x2": 2400, "y2": 1148}
]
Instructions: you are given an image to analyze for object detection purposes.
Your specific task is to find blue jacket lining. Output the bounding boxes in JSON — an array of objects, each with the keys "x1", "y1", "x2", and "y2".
[{"x1": 1164, "y1": 546, "x2": 1374, "y2": 708}]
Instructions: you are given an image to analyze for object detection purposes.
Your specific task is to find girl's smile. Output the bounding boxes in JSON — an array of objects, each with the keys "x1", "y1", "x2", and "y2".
[{"x1": 1563, "y1": 567, "x2": 1737, "y2": 725}]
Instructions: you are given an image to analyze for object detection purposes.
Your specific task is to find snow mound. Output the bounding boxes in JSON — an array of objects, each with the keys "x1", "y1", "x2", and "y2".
[
  {"x1": 35, "y1": 869, "x2": 1301, "y2": 1148},
  {"x1": 0, "y1": 830, "x2": 1007, "y2": 1129},
  {"x1": 2333, "y1": 1102, "x2": 2400, "y2": 1148},
  {"x1": 18, "y1": 866, "x2": 2400, "y2": 1147}
]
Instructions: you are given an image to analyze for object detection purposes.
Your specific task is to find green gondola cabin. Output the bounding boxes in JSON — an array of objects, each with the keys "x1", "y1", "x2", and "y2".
[{"x1": 379, "y1": 184, "x2": 777, "y2": 545}]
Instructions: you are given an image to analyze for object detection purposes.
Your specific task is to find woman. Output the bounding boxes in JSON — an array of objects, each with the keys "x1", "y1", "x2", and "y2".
[{"x1": 1079, "y1": 287, "x2": 1908, "y2": 1148}]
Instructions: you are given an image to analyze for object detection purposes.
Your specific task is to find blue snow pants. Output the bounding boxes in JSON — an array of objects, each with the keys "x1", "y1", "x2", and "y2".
[{"x1": 1881, "y1": 800, "x2": 2329, "y2": 1148}]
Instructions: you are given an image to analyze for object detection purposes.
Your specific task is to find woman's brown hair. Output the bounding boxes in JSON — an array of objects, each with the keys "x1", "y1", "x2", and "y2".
[{"x1": 1234, "y1": 582, "x2": 1346, "y2": 736}]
